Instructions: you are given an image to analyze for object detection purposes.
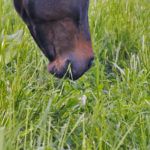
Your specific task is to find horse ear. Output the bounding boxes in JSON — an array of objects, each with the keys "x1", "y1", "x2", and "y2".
[{"x1": 13, "y1": 0, "x2": 29, "y2": 24}]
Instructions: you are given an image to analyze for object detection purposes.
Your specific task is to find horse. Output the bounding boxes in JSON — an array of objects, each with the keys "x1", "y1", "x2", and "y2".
[{"x1": 13, "y1": 0, "x2": 94, "y2": 80}]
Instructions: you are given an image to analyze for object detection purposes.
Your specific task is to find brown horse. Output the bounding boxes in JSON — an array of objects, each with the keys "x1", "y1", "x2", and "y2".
[{"x1": 13, "y1": 0, "x2": 94, "y2": 80}]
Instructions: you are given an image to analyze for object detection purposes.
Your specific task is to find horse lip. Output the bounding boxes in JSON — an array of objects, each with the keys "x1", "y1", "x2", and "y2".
[{"x1": 47, "y1": 59, "x2": 70, "y2": 78}]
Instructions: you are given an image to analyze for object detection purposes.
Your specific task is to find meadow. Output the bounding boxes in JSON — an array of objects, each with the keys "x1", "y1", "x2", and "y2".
[{"x1": 0, "y1": 0, "x2": 150, "y2": 149}]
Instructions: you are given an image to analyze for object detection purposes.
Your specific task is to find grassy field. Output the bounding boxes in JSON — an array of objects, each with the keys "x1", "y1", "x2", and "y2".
[{"x1": 0, "y1": 0, "x2": 150, "y2": 149}]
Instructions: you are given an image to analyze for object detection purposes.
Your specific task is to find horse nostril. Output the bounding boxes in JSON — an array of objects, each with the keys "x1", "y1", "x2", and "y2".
[{"x1": 88, "y1": 56, "x2": 94, "y2": 69}]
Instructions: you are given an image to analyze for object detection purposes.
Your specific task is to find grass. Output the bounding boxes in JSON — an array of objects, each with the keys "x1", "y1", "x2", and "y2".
[{"x1": 0, "y1": 0, "x2": 150, "y2": 149}]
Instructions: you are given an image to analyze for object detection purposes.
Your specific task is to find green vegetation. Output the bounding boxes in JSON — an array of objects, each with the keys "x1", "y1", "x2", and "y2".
[{"x1": 0, "y1": 0, "x2": 150, "y2": 149}]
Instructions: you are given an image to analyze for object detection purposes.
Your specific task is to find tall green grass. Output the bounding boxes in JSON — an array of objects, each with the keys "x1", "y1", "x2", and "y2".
[{"x1": 0, "y1": 0, "x2": 150, "y2": 149}]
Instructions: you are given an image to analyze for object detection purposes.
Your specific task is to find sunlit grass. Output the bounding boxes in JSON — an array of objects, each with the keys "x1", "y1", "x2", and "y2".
[{"x1": 0, "y1": 0, "x2": 150, "y2": 149}]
